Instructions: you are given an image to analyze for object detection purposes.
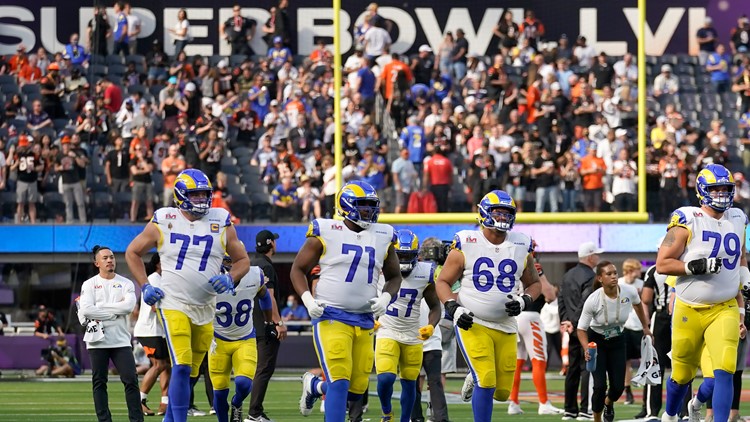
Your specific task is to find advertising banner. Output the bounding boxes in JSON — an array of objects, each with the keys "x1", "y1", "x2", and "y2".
[{"x1": 0, "y1": 0, "x2": 736, "y2": 58}]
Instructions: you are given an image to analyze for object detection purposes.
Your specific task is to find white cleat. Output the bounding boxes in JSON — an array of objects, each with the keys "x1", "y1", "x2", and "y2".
[
  {"x1": 539, "y1": 401, "x2": 564, "y2": 415},
  {"x1": 660, "y1": 412, "x2": 679, "y2": 422},
  {"x1": 686, "y1": 397, "x2": 702, "y2": 422},
  {"x1": 299, "y1": 372, "x2": 319, "y2": 416},
  {"x1": 460, "y1": 373, "x2": 474, "y2": 402},
  {"x1": 508, "y1": 401, "x2": 524, "y2": 415}
]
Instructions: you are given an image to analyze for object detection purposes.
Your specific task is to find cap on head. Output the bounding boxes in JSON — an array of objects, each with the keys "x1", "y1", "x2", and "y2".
[{"x1": 578, "y1": 241, "x2": 604, "y2": 258}]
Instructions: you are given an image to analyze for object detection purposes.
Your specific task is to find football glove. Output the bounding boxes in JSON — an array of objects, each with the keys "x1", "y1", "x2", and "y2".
[
  {"x1": 685, "y1": 257, "x2": 721, "y2": 275},
  {"x1": 208, "y1": 274, "x2": 235, "y2": 294},
  {"x1": 505, "y1": 294, "x2": 532, "y2": 317},
  {"x1": 142, "y1": 284, "x2": 165, "y2": 306},
  {"x1": 301, "y1": 291, "x2": 326, "y2": 319},
  {"x1": 445, "y1": 300, "x2": 474, "y2": 330},
  {"x1": 368, "y1": 293, "x2": 392, "y2": 318},
  {"x1": 418, "y1": 325, "x2": 434, "y2": 340}
]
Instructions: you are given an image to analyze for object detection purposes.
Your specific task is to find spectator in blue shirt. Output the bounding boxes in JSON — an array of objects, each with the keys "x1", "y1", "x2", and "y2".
[
  {"x1": 271, "y1": 176, "x2": 299, "y2": 222},
  {"x1": 354, "y1": 58, "x2": 376, "y2": 112},
  {"x1": 707, "y1": 43, "x2": 732, "y2": 93},
  {"x1": 399, "y1": 115, "x2": 426, "y2": 172},
  {"x1": 696, "y1": 17, "x2": 718, "y2": 65},
  {"x1": 267, "y1": 36, "x2": 292, "y2": 71},
  {"x1": 357, "y1": 148, "x2": 387, "y2": 193},
  {"x1": 430, "y1": 70, "x2": 452, "y2": 102},
  {"x1": 112, "y1": 1, "x2": 129, "y2": 56},
  {"x1": 65, "y1": 33, "x2": 89, "y2": 67},
  {"x1": 281, "y1": 295, "x2": 310, "y2": 332}
]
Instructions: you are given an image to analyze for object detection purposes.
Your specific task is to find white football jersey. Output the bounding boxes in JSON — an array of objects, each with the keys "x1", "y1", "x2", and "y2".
[
  {"x1": 455, "y1": 229, "x2": 532, "y2": 333},
  {"x1": 668, "y1": 206, "x2": 748, "y2": 305},
  {"x1": 309, "y1": 218, "x2": 395, "y2": 313},
  {"x1": 378, "y1": 262, "x2": 435, "y2": 345},
  {"x1": 153, "y1": 207, "x2": 232, "y2": 324},
  {"x1": 214, "y1": 267, "x2": 265, "y2": 341}
]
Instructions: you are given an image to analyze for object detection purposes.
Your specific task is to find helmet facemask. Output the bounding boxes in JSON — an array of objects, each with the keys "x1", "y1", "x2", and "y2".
[
  {"x1": 185, "y1": 189, "x2": 213, "y2": 216},
  {"x1": 480, "y1": 206, "x2": 516, "y2": 231},
  {"x1": 342, "y1": 197, "x2": 380, "y2": 229},
  {"x1": 396, "y1": 249, "x2": 419, "y2": 275},
  {"x1": 702, "y1": 183, "x2": 735, "y2": 211}
]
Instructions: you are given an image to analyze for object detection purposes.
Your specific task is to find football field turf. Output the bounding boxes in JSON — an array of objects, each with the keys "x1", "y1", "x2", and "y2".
[{"x1": 2, "y1": 373, "x2": 749, "y2": 421}]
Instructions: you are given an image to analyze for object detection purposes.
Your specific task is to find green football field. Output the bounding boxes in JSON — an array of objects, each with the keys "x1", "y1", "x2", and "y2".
[{"x1": 0, "y1": 373, "x2": 673, "y2": 422}]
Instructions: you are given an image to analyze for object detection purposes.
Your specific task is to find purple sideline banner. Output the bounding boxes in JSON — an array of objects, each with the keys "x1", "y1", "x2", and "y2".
[{"x1": 0, "y1": 0, "x2": 739, "y2": 58}]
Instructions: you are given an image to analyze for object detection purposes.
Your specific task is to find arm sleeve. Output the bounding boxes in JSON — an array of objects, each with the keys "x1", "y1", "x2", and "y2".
[
  {"x1": 78, "y1": 280, "x2": 116, "y2": 320},
  {"x1": 99, "y1": 281, "x2": 137, "y2": 316}
]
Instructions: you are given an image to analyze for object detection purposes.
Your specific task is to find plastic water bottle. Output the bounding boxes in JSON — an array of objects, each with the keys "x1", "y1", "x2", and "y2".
[{"x1": 586, "y1": 342, "x2": 598, "y2": 372}]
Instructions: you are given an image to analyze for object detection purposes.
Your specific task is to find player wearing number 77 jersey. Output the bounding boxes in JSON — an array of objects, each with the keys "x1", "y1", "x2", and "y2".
[
  {"x1": 656, "y1": 163, "x2": 750, "y2": 422},
  {"x1": 436, "y1": 190, "x2": 541, "y2": 422},
  {"x1": 374, "y1": 230, "x2": 442, "y2": 422},
  {"x1": 125, "y1": 168, "x2": 250, "y2": 422},
  {"x1": 209, "y1": 254, "x2": 280, "y2": 422},
  {"x1": 291, "y1": 180, "x2": 403, "y2": 422}
]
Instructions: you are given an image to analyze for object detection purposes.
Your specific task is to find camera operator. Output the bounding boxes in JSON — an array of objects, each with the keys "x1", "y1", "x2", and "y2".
[
  {"x1": 35, "y1": 336, "x2": 80, "y2": 378},
  {"x1": 78, "y1": 245, "x2": 142, "y2": 422}
]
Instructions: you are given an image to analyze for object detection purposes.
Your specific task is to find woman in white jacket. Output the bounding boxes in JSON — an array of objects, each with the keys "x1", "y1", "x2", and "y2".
[{"x1": 78, "y1": 245, "x2": 143, "y2": 422}]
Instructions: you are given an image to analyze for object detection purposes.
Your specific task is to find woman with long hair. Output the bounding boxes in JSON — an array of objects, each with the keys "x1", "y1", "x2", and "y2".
[
  {"x1": 578, "y1": 261, "x2": 652, "y2": 422},
  {"x1": 168, "y1": 8, "x2": 190, "y2": 56}
]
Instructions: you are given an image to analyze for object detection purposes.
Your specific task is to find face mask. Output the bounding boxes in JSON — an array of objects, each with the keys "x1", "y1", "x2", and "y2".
[{"x1": 286, "y1": 300, "x2": 294, "y2": 308}]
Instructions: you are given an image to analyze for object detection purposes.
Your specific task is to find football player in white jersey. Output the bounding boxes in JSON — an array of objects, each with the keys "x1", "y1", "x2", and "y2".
[
  {"x1": 209, "y1": 253, "x2": 279, "y2": 422},
  {"x1": 436, "y1": 190, "x2": 541, "y2": 422},
  {"x1": 656, "y1": 164, "x2": 749, "y2": 422},
  {"x1": 292, "y1": 181, "x2": 402, "y2": 422},
  {"x1": 374, "y1": 230, "x2": 442, "y2": 422},
  {"x1": 125, "y1": 168, "x2": 250, "y2": 422}
]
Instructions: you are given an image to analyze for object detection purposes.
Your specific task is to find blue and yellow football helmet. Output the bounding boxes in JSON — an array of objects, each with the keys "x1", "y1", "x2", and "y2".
[
  {"x1": 478, "y1": 190, "x2": 517, "y2": 232},
  {"x1": 336, "y1": 180, "x2": 380, "y2": 229},
  {"x1": 696, "y1": 164, "x2": 735, "y2": 212},
  {"x1": 173, "y1": 169, "x2": 213, "y2": 217},
  {"x1": 394, "y1": 229, "x2": 420, "y2": 274}
]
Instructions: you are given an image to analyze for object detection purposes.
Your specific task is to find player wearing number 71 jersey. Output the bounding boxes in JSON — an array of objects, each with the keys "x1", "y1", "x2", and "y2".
[
  {"x1": 209, "y1": 254, "x2": 280, "y2": 422},
  {"x1": 374, "y1": 230, "x2": 442, "y2": 422},
  {"x1": 656, "y1": 164, "x2": 749, "y2": 422},
  {"x1": 292, "y1": 180, "x2": 403, "y2": 422},
  {"x1": 436, "y1": 190, "x2": 541, "y2": 422},
  {"x1": 125, "y1": 168, "x2": 250, "y2": 422}
]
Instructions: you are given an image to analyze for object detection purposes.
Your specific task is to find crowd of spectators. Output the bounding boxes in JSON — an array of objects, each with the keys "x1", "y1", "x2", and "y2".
[{"x1": 1, "y1": 3, "x2": 750, "y2": 224}]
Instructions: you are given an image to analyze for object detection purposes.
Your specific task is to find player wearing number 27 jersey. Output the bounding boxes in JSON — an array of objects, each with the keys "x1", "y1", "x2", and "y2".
[
  {"x1": 125, "y1": 169, "x2": 250, "y2": 422},
  {"x1": 209, "y1": 257, "x2": 277, "y2": 422},
  {"x1": 436, "y1": 190, "x2": 541, "y2": 422},
  {"x1": 292, "y1": 181, "x2": 403, "y2": 422},
  {"x1": 656, "y1": 164, "x2": 749, "y2": 422}
]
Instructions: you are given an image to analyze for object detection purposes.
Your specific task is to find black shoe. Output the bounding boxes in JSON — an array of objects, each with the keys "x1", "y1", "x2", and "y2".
[
  {"x1": 230, "y1": 404, "x2": 242, "y2": 422},
  {"x1": 633, "y1": 408, "x2": 648, "y2": 419},
  {"x1": 625, "y1": 388, "x2": 635, "y2": 405},
  {"x1": 562, "y1": 412, "x2": 578, "y2": 420},
  {"x1": 141, "y1": 399, "x2": 155, "y2": 416},
  {"x1": 603, "y1": 403, "x2": 615, "y2": 422}
]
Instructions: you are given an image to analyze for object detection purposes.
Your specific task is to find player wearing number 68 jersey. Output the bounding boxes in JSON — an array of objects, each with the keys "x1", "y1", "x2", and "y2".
[
  {"x1": 292, "y1": 181, "x2": 403, "y2": 422},
  {"x1": 656, "y1": 164, "x2": 749, "y2": 422},
  {"x1": 209, "y1": 255, "x2": 279, "y2": 422},
  {"x1": 125, "y1": 169, "x2": 250, "y2": 422},
  {"x1": 374, "y1": 230, "x2": 442, "y2": 422},
  {"x1": 436, "y1": 190, "x2": 541, "y2": 422}
]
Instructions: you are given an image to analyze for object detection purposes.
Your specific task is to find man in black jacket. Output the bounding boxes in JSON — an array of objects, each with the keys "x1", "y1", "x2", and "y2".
[
  {"x1": 247, "y1": 230, "x2": 287, "y2": 422},
  {"x1": 559, "y1": 241, "x2": 603, "y2": 420}
]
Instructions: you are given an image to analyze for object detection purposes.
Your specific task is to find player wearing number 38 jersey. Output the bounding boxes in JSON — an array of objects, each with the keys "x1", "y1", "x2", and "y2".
[
  {"x1": 292, "y1": 181, "x2": 403, "y2": 422},
  {"x1": 436, "y1": 190, "x2": 541, "y2": 422},
  {"x1": 126, "y1": 169, "x2": 250, "y2": 422},
  {"x1": 656, "y1": 164, "x2": 749, "y2": 422}
]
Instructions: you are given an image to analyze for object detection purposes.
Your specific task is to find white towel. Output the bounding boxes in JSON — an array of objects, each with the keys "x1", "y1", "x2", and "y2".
[
  {"x1": 631, "y1": 336, "x2": 661, "y2": 387},
  {"x1": 83, "y1": 320, "x2": 105, "y2": 343}
]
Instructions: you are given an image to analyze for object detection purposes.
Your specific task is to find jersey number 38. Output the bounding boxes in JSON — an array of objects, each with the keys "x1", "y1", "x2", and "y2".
[{"x1": 473, "y1": 257, "x2": 517, "y2": 293}]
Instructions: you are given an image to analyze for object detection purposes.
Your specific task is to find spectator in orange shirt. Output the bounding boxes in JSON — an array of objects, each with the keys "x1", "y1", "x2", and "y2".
[
  {"x1": 378, "y1": 52, "x2": 413, "y2": 101},
  {"x1": 8, "y1": 45, "x2": 29, "y2": 74},
  {"x1": 423, "y1": 143, "x2": 454, "y2": 212},
  {"x1": 18, "y1": 54, "x2": 42, "y2": 85},
  {"x1": 579, "y1": 143, "x2": 606, "y2": 212},
  {"x1": 309, "y1": 39, "x2": 332, "y2": 74},
  {"x1": 284, "y1": 90, "x2": 306, "y2": 125},
  {"x1": 160, "y1": 144, "x2": 186, "y2": 207}
]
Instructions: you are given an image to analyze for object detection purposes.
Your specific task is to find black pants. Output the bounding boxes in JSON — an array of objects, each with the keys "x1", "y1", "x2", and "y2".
[
  {"x1": 564, "y1": 333, "x2": 591, "y2": 415},
  {"x1": 588, "y1": 330, "x2": 627, "y2": 414},
  {"x1": 430, "y1": 185, "x2": 451, "y2": 212},
  {"x1": 411, "y1": 350, "x2": 449, "y2": 422},
  {"x1": 248, "y1": 336, "x2": 280, "y2": 417},
  {"x1": 89, "y1": 346, "x2": 143, "y2": 422},
  {"x1": 347, "y1": 387, "x2": 369, "y2": 421},
  {"x1": 642, "y1": 311, "x2": 671, "y2": 416},
  {"x1": 230, "y1": 42, "x2": 250, "y2": 55}
]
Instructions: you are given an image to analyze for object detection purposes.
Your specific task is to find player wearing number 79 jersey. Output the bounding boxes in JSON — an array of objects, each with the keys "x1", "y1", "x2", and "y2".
[
  {"x1": 436, "y1": 190, "x2": 541, "y2": 422},
  {"x1": 125, "y1": 169, "x2": 250, "y2": 422},
  {"x1": 656, "y1": 164, "x2": 749, "y2": 422},
  {"x1": 209, "y1": 256, "x2": 278, "y2": 422},
  {"x1": 292, "y1": 181, "x2": 403, "y2": 422}
]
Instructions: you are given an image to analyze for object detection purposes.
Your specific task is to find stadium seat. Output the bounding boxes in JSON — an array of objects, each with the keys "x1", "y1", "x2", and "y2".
[
  {"x1": 660, "y1": 54, "x2": 678, "y2": 66},
  {"x1": 1, "y1": 84, "x2": 20, "y2": 95},
  {"x1": 112, "y1": 192, "x2": 132, "y2": 220},
  {"x1": 21, "y1": 84, "x2": 41, "y2": 96},
  {"x1": 106, "y1": 54, "x2": 125, "y2": 65},
  {"x1": 127, "y1": 84, "x2": 146, "y2": 97},
  {"x1": 221, "y1": 164, "x2": 240, "y2": 175},
  {"x1": 53, "y1": 119, "x2": 71, "y2": 131},
  {"x1": 41, "y1": 192, "x2": 66, "y2": 221},
  {"x1": 89, "y1": 54, "x2": 106, "y2": 64},
  {"x1": 230, "y1": 193, "x2": 251, "y2": 221},
  {"x1": 92, "y1": 192, "x2": 113, "y2": 220},
  {"x1": 679, "y1": 54, "x2": 699, "y2": 65},
  {"x1": 676, "y1": 64, "x2": 694, "y2": 76},
  {"x1": 250, "y1": 193, "x2": 272, "y2": 220},
  {"x1": 89, "y1": 64, "x2": 108, "y2": 77},
  {"x1": 0, "y1": 192, "x2": 16, "y2": 221},
  {"x1": 0, "y1": 75, "x2": 16, "y2": 85},
  {"x1": 209, "y1": 55, "x2": 226, "y2": 67},
  {"x1": 109, "y1": 63, "x2": 127, "y2": 75},
  {"x1": 230, "y1": 54, "x2": 248, "y2": 66},
  {"x1": 126, "y1": 54, "x2": 146, "y2": 66}
]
